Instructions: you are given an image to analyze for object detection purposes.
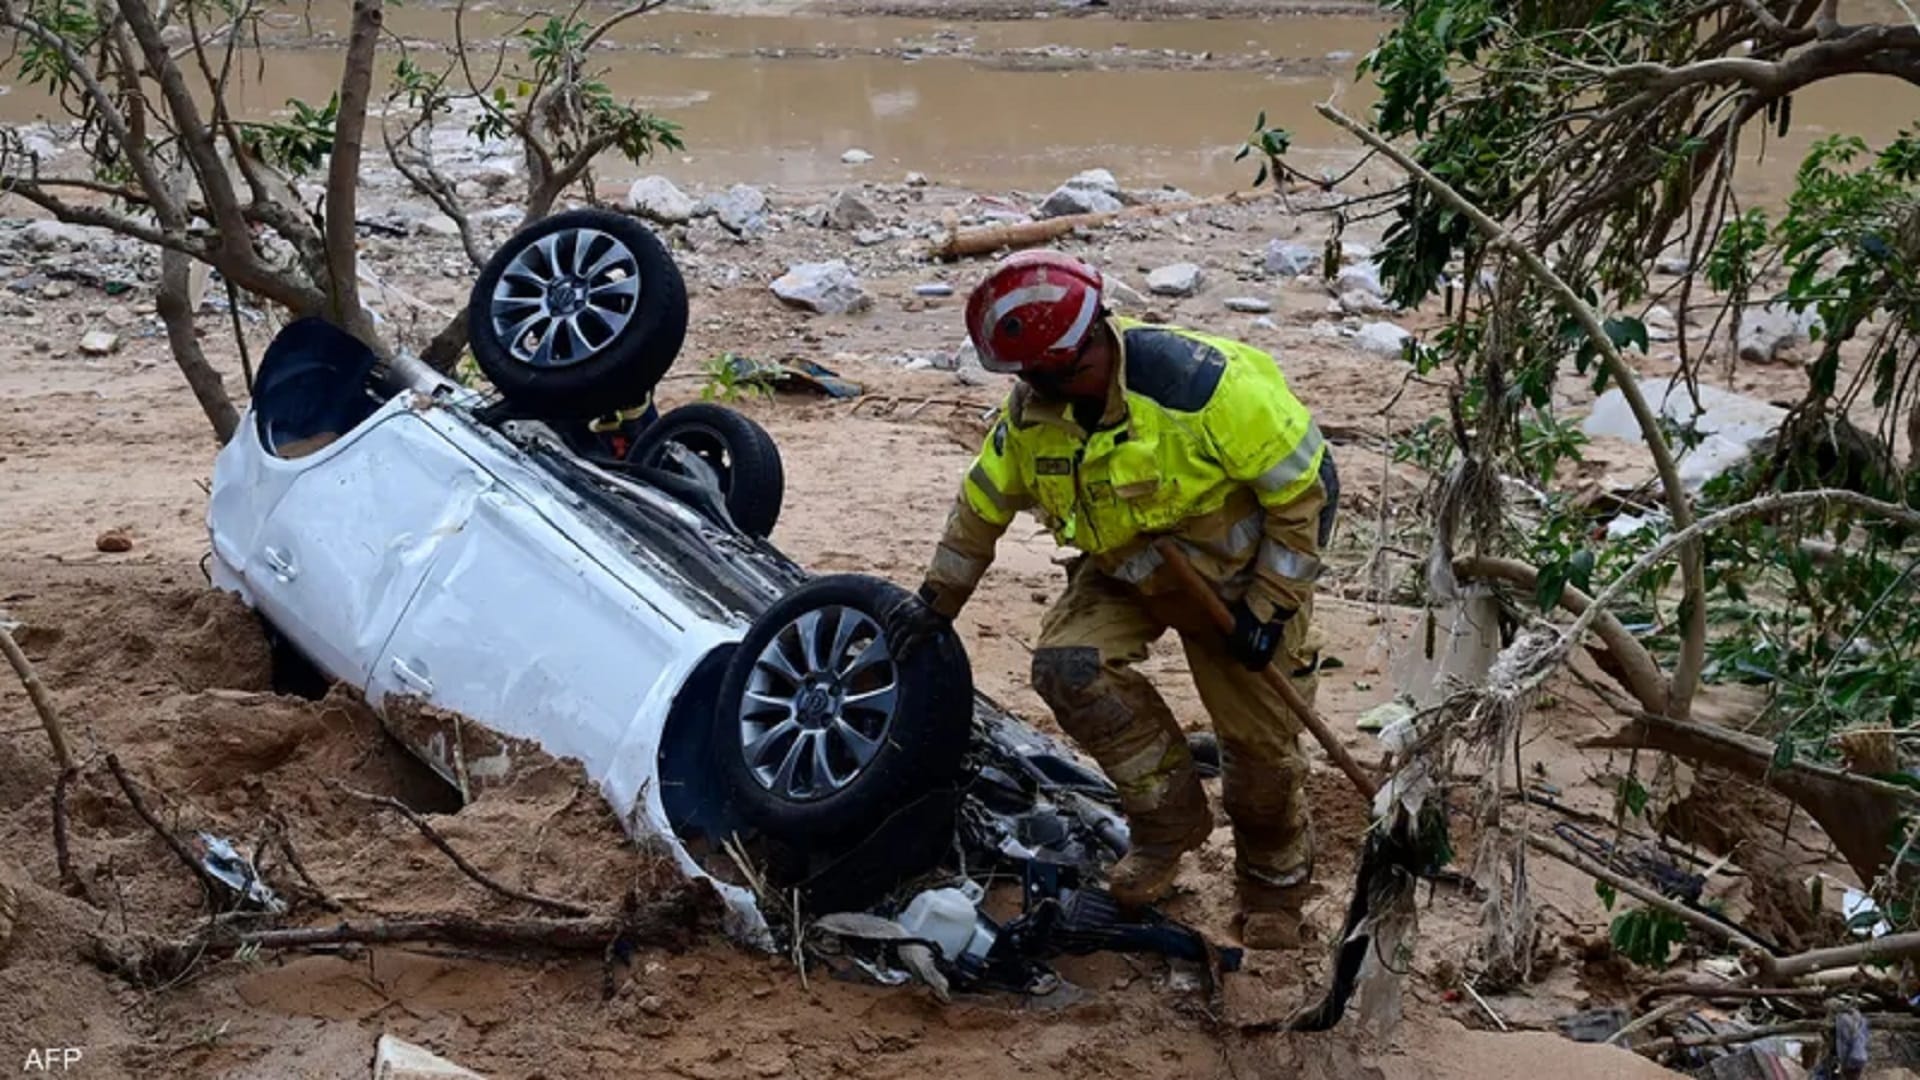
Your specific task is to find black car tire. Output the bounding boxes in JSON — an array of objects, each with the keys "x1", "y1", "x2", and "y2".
[
  {"x1": 626, "y1": 403, "x2": 785, "y2": 538},
  {"x1": 468, "y1": 209, "x2": 687, "y2": 419},
  {"x1": 714, "y1": 574, "x2": 974, "y2": 847}
]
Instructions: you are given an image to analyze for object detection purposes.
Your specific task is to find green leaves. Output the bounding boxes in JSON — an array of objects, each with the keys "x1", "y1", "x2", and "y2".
[
  {"x1": 1602, "y1": 315, "x2": 1649, "y2": 355},
  {"x1": 236, "y1": 94, "x2": 340, "y2": 176},
  {"x1": 1238, "y1": 111, "x2": 1294, "y2": 191},
  {"x1": 1609, "y1": 907, "x2": 1688, "y2": 967}
]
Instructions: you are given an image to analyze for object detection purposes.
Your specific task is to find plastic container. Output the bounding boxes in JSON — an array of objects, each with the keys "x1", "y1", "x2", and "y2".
[{"x1": 898, "y1": 882, "x2": 996, "y2": 967}]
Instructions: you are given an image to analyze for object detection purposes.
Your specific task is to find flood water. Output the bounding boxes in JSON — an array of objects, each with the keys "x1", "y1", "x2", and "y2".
[{"x1": 2, "y1": 4, "x2": 1916, "y2": 199}]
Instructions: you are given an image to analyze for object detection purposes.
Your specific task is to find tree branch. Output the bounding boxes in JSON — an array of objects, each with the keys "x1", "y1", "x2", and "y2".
[
  {"x1": 322, "y1": 0, "x2": 383, "y2": 328},
  {"x1": 579, "y1": 0, "x2": 668, "y2": 53},
  {"x1": 1525, "y1": 831, "x2": 1769, "y2": 954},
  {"x1": 1316, "y1": 102, "x2": 1711, "y2": 719}
]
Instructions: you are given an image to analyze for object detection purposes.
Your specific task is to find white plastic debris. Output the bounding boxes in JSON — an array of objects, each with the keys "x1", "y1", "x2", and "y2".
[
  {"x1": 898, "y1": 881, "x2": 996, "y2": 968},
  {"x1": 373, "y1": 1034, "x2": 484, "y2": 1079},
  {"x1": 1582, "y1": 375, "x2": 1788, "y2": 492}
]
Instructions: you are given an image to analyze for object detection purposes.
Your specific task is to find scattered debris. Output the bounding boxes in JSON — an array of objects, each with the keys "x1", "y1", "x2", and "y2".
[
  {"x1": 1656, "y1": 254, "x2": 1692, "y2": 275},
  {"x1": 20, "y1": 220, "x2": 94, "y2": 252},
  {"x1": 1335, "y1": 261, "x2": 1388, "y2": 310},
  {"x1": 1037, "y1": 168, "x2": 1125, "y2": 218},
  {"x1": 1224, "y1": 296, "x2": 1272, "y2": 314},
  {"x1": 828, "y1": 189, "x2": 882, "y2": 231},
  {"x1": 1105, "y1": 275, "x2": 1150, "y2": 310},
  {"x1": 1263, "y1": 239, "x2": 1320, "y2": 277},
  {"x1": 1582, "y1": 375, "x2": 1787, "y2": 492},
  {"x1": 771, "y1": 260, "x2": 872, "y2": 315},
  {"x1": 40, "y1": 280, "x2": 74, "y2": 300},
  {"x1": 94, "y1": 529, "x2": 133, "y2": 553},
  {"x1": 417, "y1": 214, "x2": 461, "y2": 238},
  {"x1": 1146, "y1": 263, "x2": 1204, "y2": 297},
  {"x1": 842, "y1": 148, "x2": 875, "y2": 164},
  {"x1": 1356, "y1": 700, "x2": 1414, "y2": 734},
  {"x1": 627, "y1": 176, "x2": 699, "y2": 225},
  {"x1": 711, "y1": 354, "x2": 863, "y2": 399},
  {"x1": 189, "y1": 831, "x2": 286, "y2": 913},
  {"x1": 1556, "y1": 1007, "x2": 1628, "y2": 1044},
  {"x1": 78, "y1": 330, "x2": 120, "y2": 356},
  {"x1": 1353, "y1": 321, "x2": 1412, "y2": 358},
  {"x1": 914, "y1": 283, "x2": 954, "y2": 298},
  {"x1": 1645, "y1": 304, "x2": 1678, "y2": 342},
  {"x1": 373, "y1": 1034, "x2": 485, "y2": 1080},
  {"x1": 904, "y1": 171, "x2": 929, "y2": 186}
]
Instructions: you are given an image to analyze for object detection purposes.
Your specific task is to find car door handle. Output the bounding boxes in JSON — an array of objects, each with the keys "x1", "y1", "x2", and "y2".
[
  {"x1": 263, "y1": 546, "x2": 297, "y2": 582},
  {"x1": 389, "y1": 657, "x2": 434, "y2": 695}
]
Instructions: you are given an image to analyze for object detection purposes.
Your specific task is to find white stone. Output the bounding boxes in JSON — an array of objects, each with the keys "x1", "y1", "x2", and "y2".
[
  {"x1": 1583, "y1": 375, "x2": 1789, "y2": 492},
  {"x1": 1354, "y1": 321, "x2": 1412, "y2": 358},
  {"x1": 1646, "y1": 305, "x2": 1678, "y2": 343},
  {"x1": 21, "y1": 220, "x2": 93, "y2": 251},
  {"x1": 1738, "y1": 303, "x2": 1820, "y2": 363},
  {"x1": 1224, "y1": 297, "x2": 1272, "y2": 314},
  {"x1": 1250, "y1": 316, "x2": 1280, "y2": 331},
  {"x1": 373, "y1": 1034, "x2": 484, "y2": 1079},
  {"x1": 418, "y1": 214, "x2": 462, "y2": 238},
  {"x1": 1037, "y1": 169, "x2": 1125, "y2": 219},
  {"x1": 904, "y1": 172, "x2": 929, "y2": 187},
  {"x1": 627, "y1": 176, "x2": 698, "y2": 224},
  {"x1": 827, "y1": 189, "x2": 881, "y2": 231},
  {"x1": 1263, "y1": 240, "x2": 1319, "y2": 277},
  {"x1": 914, "y1": 283, "x2": 954, "y2": 297},
  {"x1": 842, "y1": 148, "x2": 874, "y2": 164},
  {"x1": 852, "y1": 228, "x2": 891, "y2": 247},
  {"x1": 78, "y1": 330, "x2": 120, "y2": 356},
  {"x1": 1335, "y1": 260, "x2": 1385, "y2": 301},
  {"x1": 1105, "y1": 276, "x2": 1149, "y2": 310},
  {"x1": 1146, "y1": 262, "x2": 1205, "y2": 297},
  {"x1": 770, "y1": 260, "x2": 871, "y2": 315}
]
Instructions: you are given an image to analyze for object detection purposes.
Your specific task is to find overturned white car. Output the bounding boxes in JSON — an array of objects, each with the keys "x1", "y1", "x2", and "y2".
[{"x1": 204, "y1": 210, "x2": 1130, "y2": 950}]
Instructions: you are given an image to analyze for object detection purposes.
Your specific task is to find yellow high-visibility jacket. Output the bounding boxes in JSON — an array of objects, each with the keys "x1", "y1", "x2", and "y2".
[{"x1": 921, "y1": 315, "x2": 1330, "y2": 620}]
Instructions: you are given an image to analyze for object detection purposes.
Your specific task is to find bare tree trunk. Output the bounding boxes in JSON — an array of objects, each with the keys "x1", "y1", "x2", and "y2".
[
  {"x1": 156, "y1": 248, "x2": 239, "y2": 444},
  {"x1": 422, "y1": 308, "x2": 470, "y2": 374},
  {"x1": 321, "y1": 0, "x2": 384, "y2": 330}
]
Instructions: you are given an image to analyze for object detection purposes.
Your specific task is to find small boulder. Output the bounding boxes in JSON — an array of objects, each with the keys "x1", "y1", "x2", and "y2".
[
  {"x1": 1037, "y1": 169, "x2": 1124, "y2": 219},
  {"x1": 771, "y1": 261, "x2": 871, "y2": 315},
  {"x1": 417, "y1": 214, "x2": 462, "y2": 238},
  {"x1": 1105, "y1": 276, "x2": 1150, "y2": 310},
  {"x1": 1738, "y1": 303, "x2": 1819, "y2": 364},
  {"x1": 1225, "y1": 297, "x2": 1272, "y2": 314},
  {"x1": 700, "y1": 184, "x2": 768, "y2": 237},
  {"x1": 904, "y1": 172, "x2": 930, "y2": 187},
  {"x1": 827, "y1": 189, "x2": 882, "y2": 231},
  {"x1": 852, "y1": 228, "x2": 891, "y2": 247},
  {"x1": 1146, "y1": 263, "x2": 1205, "y2": 297},
  {"x1": 40, "y1": 280, "x2": 74, "y2": 300},
  {"x1": 20, "y1": 220, "x2": 92, "y2": 252},
  {"x1": 1584, "y1": 375, "x2": 1787, "y2": 492},
  {"x1": 95, "y1": 529, "x2": 133, "y2": 553},
  {"x1": 1645, "y1": 305, "x2": 1678, "y2": 343},
  {"x1": 627, "y1": 176, "x2": 699, "y2": 225},
  {"x1": 79, "y1": 330, "x2": 120, "y2": 356},
  {"x1": 1656, "y1": 254, "x2": 1692, "y2": 276},
  {"x1": 1335, "y1": 260, "x2": 1385, "y2": 301},
  {"x1": 1263, "y1": 240, "x2": 1320, "y2": 277},
  {"x1": 1354, "y1": 321, "x2": 1413, "y2": 358},
  {"x1": 842, "y1": 148, "x2": 874, "y2": 165}
]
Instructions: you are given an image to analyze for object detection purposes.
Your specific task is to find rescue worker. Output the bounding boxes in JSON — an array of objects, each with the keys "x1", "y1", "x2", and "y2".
[{"x1": 912, "y1": 251, "x2": 1338, "y2": 949}]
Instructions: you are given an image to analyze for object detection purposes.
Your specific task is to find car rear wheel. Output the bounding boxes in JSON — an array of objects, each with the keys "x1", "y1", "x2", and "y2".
[
  {"x1": 625, "y1": 403, "x2": 784, "y2": 539},
  {"x1": 714, "y1": 575, "x2": 974, "y2": 847},
  {"x1": 467, "y1": 209, "x2": 687, "y2": 419}
]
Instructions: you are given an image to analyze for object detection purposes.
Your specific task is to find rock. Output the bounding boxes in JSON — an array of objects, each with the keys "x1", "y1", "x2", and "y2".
[
  {"x1": 841, "y1": 148, "x2": 874, "y2": 164},
  {"x1": 1583, "y1": 375, "x2": 1788, "y2": 492},
  {"x1": 417, "y1": 214, "x2": 461, "y2": 238},
  {"x1": 904, "y1": 171, "x2": 929, "y2": 186},
  {"x1": 700, "y1": 184, "x2": 768, "y2": 237},
  {"x1": 1335, "y1": 260, "x2": 1385, "y2": 301},
  {"x1": 372, "y1": 1034, "x2": 483, "y2": 1079},
  {"x1": 1037, "y1": 168, "x2": 1125, "y2": 218},
  {"x1": 1645, "y1": 305, "x2": 1678, "y2": 343},
  {"x1": 1340, "y1": 290, "x2": 1391, "y2": 315},
  {"x1": 1354, "y1": 321, "x2": 1413, "y2": 358},
  {"x1": 1326, "y1": 49, "x2": 1356, "y2": 62},
  {"x1": 1224, "y1": 296, "x2": 1272, "y2": 314},
  {"x1": 20, "y1": 220, "x2": 93, "y2": 252},
  {"x1": 1135, "y1": 186, "x2": 1197, "y2": 205},
  {"x1": 40, "y1": 280, "x2": 74, "y2": 300},
  {"x1": 1263, "y1": 240, "x2": 1320, "y2": 277},
  {"x1": 1250, "y1": 316, "x2": 1279, "y2": 331},
  {"x1": 1340, "y1": 240, "x2": 1375, "y2": 262},
  {"x1": 852, "y1": 229, "x2": 891, "y2": 247},
  {"x1": 914, "y1": 283, "x2": 954, "y2": 297},
  {"x1": 627, "y1": 176, "x2": 699, "y2": 224},
  {"x1": 1656, "y1": 254, "x2": 1692, "y2": 275},
  {"x1": 79, "y1": 330, "x2": 120, "y2": 355},
  {"x1": 770, "y1": 261, "x2": 871, "y2": 315},
  {"x1": 827, "y1": 189, "x2": 882, "y2": 231},
  {"x1": 95, "y1": 529, "x2": 133, "y2": 553},
  {"x1": 1146, "y1": 263, "x2": 1205, "y2": 297},
  {"x1": 1738, "y1": 303, "x2": 1819, "y2": 363}
]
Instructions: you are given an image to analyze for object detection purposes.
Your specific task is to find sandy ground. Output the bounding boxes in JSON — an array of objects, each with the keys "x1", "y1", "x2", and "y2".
[{"x1": 0, "y1": 41, "x2": 1880, "y2": 1078}]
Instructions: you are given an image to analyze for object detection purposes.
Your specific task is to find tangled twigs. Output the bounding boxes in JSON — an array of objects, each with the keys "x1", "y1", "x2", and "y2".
[
  {"x1": 334, "y1": 782, "x2": 590, "y2": 917},
  {"x1": 1758, "y1": 930, "x2": 1920, "y2": 982},
  {"x1": 1, "y1": 612, "x2": 75, "y2": 771},
  {"x1": 268, "y1": 813, "x2": 340, "y2": 913},
  {"x1": 1524, "y1": 831, "x2": 1768, "y2": 953},
  {"x1": 1637, "y1": 1014, "x2": 1920, "y2": 1056},
  {"x1": 104, "y1": 753, "x2": 231, "y2": 905},
  {"x1": 88, "y1": 887, "x2": 716, "y2": 987}
]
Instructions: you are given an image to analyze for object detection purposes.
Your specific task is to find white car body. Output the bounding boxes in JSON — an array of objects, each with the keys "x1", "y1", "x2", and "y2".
[{"x1": 207, "y1": 390, "x2": 779, "y2": 940}]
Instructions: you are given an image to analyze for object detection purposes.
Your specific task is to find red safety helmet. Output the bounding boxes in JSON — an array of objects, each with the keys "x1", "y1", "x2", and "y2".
[{"x1": 964, "y1": 250, "x2": 1105, "y2": 375}]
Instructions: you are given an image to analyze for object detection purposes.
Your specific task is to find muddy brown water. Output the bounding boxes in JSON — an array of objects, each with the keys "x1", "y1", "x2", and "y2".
[{"x1": 1, "y1": 6, "x2": 1915, "y2": 198}]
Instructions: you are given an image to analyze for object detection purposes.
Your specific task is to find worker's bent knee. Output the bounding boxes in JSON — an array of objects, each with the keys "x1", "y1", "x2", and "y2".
[{"x1": 1031, "y1": 646, "x2": 1104, "y2": 709}]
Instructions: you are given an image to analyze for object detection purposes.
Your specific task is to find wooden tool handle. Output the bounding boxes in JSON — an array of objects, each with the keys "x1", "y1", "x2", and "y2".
[{"x1": 1152, "y1": 540, "x2": 1379, "y2": 801}]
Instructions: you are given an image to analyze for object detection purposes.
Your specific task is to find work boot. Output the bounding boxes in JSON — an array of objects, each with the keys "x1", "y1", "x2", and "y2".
[
  {"x1": 1237, "y1": 876, "x2": 1316, "y2": 951},
  {"x1": 1107, "y1": 816, "x2": 1211, "y2": 909}
]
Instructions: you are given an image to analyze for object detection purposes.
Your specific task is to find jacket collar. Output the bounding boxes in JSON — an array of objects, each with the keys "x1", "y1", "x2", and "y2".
[{"x1": 1017, "y1": 317, "x2": 1131, "y2": 436}]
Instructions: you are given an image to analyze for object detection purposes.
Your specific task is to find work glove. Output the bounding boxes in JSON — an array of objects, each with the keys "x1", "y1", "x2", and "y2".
[
  {"x1": 1226, "y1": 598, "x2": 1291, "y2": 672},
  {"x1": 888, "y1": 583, "x2": 956, "y2": 659}
]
